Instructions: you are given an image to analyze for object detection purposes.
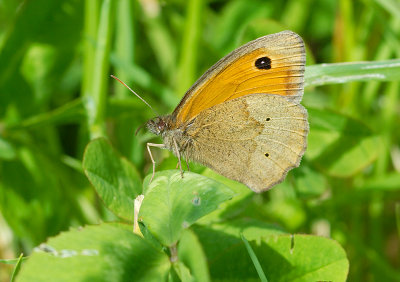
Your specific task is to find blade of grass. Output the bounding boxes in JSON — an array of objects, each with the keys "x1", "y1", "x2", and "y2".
[
  {"x1": 375, "y1": 0, "x2": 400, "y2": 19},
  {"x1": 350, "y1": 233, "x2": 400, "y2": 281},
  {"x1": 61, "y1": 155, "x2": 85, "y2": 173},
  {"x1": 112, "y1": 0, "x2": 140, "y2": 164},
  {"x1": 82, "y1": 0, "x2": 99, "y2": 99},
  {"x1": 362, "y1": 16, "x2": 400, "y2": 109},
  {"x1": 7, "y1": 99, "x2": 84, "y2": 130},
  {"x1": 86, "y1": 0, "x2": 116, "y2": 138},
  {"x1": 362, "y1": 42, "x2": 393, "y2": 110},
  {"x1": 139, "y1": 0, "x2": 176, "y2": 83},
  {"x1": 305, "y1": 59, "x2": 400, "y2": 87},
  {"x1": 241, "y1": 234, "x2": 268, "y2": 282},
  {"x1": 396, "y1": 203, "x2": 400, "y2": 239},
  {"x1": 281, "y1": 0, "x2": 312, "y2": 32},
  {"x1": 10, "y1": 253, "x2": 24, "y2": 282},
  {"x1": 334, "y1": 0, "x2": 355, "y2": 62},
  {"x1": 175, "y1": 0, "x2": 203, "y2": 96},
  {"x1": 114, "y1": 0, "x2": 135, "y2": 99},
  {"x1": 375, "y1": 82, "x2": 399, "y2": 175}
]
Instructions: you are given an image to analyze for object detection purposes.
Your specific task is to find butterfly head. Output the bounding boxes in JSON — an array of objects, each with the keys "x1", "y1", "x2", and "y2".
[{"x1": 146, "y1": 116, "x2": 169, "y2": 136}]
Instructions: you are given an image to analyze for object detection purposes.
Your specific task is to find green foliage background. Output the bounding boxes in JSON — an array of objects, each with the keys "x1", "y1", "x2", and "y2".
[{"x1": 0, "y1": 0, "x2": 399, "y2": 281}]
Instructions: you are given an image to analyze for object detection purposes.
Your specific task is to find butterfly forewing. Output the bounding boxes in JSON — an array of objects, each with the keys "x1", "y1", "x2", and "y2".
[{"x1": 172, "y1": 31, "x2": 305, "y2": 127}]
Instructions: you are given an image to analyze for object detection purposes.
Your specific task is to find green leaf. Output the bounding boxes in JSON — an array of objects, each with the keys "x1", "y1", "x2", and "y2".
[
  {"x1": 293, "y1": 164, "x2": 328, "y2": 198},
  {"x1": 305, "y1": 59, "x2": 400, "y2": 87},
  {"x1": 260, "y1": 235, "x2": 348, "y2": 281},
  {"x1": 194, "y1": 223, "x2": 348, "y2": 281},
  {"x1": 199, "y1": 168, "x2": 253, "y2": 223},
  {"x1": 0, "y1": 137, "x2": 16, "y2": 160},
  {"x1": 17, "y1": 224, "x2": 170, "y2": 281},
  {"x1": 178, "y1": 229, "x2": 210, "y2": 282},
  {"x1": 0, "y1": 0, "x2": 75, "y2": 86},
  {"x1": 139, "y1": 170, "x2": 235, "y2": 246},
  {"x1": 172, "y1": 262, "x2": 194, "y2": 282},
  {"x1": 197, "y1": 218, "x2": 287, "y2": 239},
  {"x1": 355, "y1": 173, "x2": 400, "y2": 191},
  {"x1": 307, "y1": 108, "x2": 380, "y2": 177},
  {"x1": 83, "y1": 138, "x2": 141, "y2": 221},
  {"x1": 262, "y1": 183, "x2": 307, "y2": 231},
  {"x1": 192, "y1": 219, "x2": 287, "y2": 280}
]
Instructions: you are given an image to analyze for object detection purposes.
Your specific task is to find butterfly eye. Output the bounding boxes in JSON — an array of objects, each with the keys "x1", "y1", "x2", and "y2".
[
  {"x1": 157, "y1": 119, "x2": 166, "y2": 130},
  {"x1": 255, "y1": 57, "x2": 271, "y2": 70},
  {"x1": 264, "y1": 153, "x2": 270, "y2": 157}
]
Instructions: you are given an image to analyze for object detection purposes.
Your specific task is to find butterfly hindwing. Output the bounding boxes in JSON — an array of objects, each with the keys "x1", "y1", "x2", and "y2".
[{"x1": 182, "y1": 94, "x2": 308, "y2": 192}]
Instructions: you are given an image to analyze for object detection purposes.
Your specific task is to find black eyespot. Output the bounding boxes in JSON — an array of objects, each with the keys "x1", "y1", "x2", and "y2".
[
  {"x1": 265, "y1": 153, "x2": 270, "y2": 157},
  {"x1": 255, "y1": 57, "x2": 271, "y2": 70},
  {"x1": 266, "y1": 117, "x2": 271, "y2": 121}
]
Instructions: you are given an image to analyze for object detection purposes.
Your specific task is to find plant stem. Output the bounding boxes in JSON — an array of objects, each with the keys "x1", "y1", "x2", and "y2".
[{"x1": 169, "y1": 243, "x2": 178, "y2": 263}]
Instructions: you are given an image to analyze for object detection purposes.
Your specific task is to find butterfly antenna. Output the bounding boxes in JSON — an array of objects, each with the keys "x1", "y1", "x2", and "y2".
[{"x1": 110, "y1": 75, "x2": 159, "y2": 116}]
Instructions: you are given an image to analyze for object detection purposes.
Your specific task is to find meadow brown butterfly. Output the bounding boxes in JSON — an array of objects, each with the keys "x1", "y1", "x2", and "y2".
[{"x1": 145, "y1": 30, "x2": 308, "y2": 192}]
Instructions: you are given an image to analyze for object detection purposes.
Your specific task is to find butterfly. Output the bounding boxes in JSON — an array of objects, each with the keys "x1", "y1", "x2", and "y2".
[{"x1": 145, "y1": 30, "x2": 308, "y2": 192}]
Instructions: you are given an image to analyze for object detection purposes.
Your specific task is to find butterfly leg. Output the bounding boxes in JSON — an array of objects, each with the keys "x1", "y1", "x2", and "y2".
[
  {"x1": 172, "y1": 138, "x2": 184, "y2": 178},
  {"x1": 175, "y1": 158, "x2": 190, "y2": 171},
  {"x1": 147, "y1": 143, "x2": 166, "y2": 183}
]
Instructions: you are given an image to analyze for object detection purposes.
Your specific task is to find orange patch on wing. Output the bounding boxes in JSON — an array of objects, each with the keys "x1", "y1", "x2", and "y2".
[{"x1": 175, "y1": 47, "x2": 304, "y2": 125}]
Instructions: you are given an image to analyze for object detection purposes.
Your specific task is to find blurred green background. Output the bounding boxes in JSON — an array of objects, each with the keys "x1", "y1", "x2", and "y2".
[{"x1": 0, "y1": 0, "x2": 399, "y2": 281}]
